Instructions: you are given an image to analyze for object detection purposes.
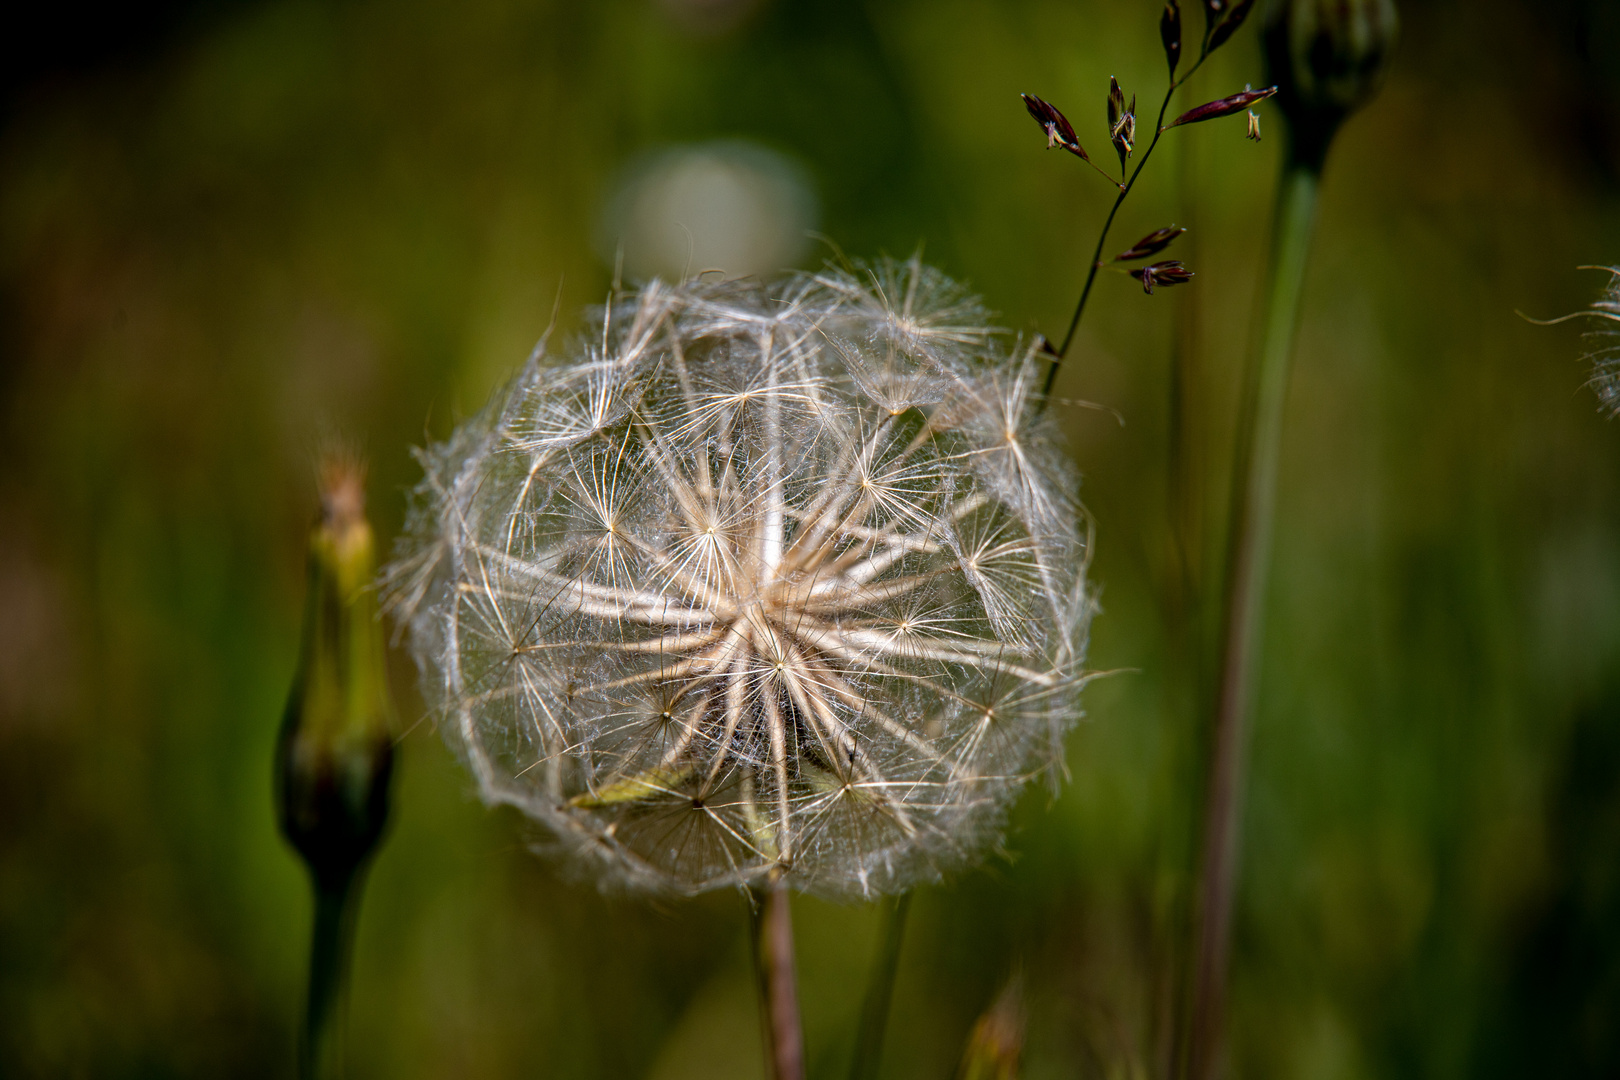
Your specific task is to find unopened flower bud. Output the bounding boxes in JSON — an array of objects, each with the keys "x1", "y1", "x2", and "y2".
[
  {"x1": 1161, "y1": 2, "x2": 1183, "y2": 78},
  {"x1": 1114, "y1": 225, "x2": 1186, "y2": 263},
  {"x1": 277, "y1": 457, "x2": 395, "y2": 891},
  {"x1": 1129, "y1": 260, "x2": 1194, "y2": 294},
  {"x1": 1263, "y1": 0, "x2": 1398, "y2": 169}
]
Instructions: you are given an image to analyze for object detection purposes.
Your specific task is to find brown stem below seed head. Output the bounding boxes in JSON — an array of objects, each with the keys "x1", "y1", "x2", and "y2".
[{"x1": 754, "y1": 873, "x2": 805, "y2": 1080}]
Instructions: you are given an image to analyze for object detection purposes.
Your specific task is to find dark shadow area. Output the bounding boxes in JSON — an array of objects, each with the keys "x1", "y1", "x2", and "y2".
[{"x1": 1475, "y1": 679, "x2": 1620, "y2": 1078}]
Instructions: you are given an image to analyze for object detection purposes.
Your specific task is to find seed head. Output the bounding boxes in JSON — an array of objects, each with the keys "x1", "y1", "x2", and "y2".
[
  {"x1": 1579, "y1": 266, "x2": 1620, "y2": 417},
  {"x1": 387, "y1": 258, "x2": 1093, "y2": 898}
]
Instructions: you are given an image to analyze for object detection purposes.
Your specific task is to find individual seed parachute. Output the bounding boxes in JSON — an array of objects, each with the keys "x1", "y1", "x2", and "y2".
[{"x1": 387, "y1": 258, "x2": 1094, "y2": 898}]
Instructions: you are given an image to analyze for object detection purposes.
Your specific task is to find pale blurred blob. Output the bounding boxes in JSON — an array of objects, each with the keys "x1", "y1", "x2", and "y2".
[
  {"x1": 599, "y1": 141, "x2": 817, "y2": 282},
  {"x1": 655, "y1": 0, "x2": 765, "y2": 39}
]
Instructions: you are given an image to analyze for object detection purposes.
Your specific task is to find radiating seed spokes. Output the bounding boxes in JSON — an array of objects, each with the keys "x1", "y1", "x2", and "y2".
[{"x1": 391, "y1": 259, "x2": 1090, "y2": 896}]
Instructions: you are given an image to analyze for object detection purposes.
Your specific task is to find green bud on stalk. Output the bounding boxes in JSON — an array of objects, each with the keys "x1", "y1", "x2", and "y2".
[
  {"x1": 277, "y1": 457, "x2": 395, "y2": 1080},
  {"x1": 278, "y1": 459, "x2": 395, "y2": 888},
  {"x1": 1263, "y1": 0, "x2": 1398, "y2": 169},
  {"x1": 1187, "y1": 8, "x2": 1396, "y2": 1079}
]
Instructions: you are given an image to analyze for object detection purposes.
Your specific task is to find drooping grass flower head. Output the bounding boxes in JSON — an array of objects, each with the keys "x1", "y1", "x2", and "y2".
[{"x1": 388, "y1": 258, "x2": 1092, "y2": 898}]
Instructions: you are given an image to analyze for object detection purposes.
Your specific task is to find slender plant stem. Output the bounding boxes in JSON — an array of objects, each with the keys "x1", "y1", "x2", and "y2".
[
  {"x1": 1184, "y1": 157, "x2": 1321, "y2": 1080},
  {"x1": 752, "y1": 874, "x2": 806, "y2": 1080},
  {"x1": 1159, "y1": 122, "x2": 1207, "y2": 1080},
  {"x1": 301, "y1": 869, "x2": 362, "y2": 1080},
  {"x1": 848, "y1": 891, "x2": 912, "y2": 1080},
  {"x1": 1050, "y1": 100, "x2": 1167, "y2": 370}
]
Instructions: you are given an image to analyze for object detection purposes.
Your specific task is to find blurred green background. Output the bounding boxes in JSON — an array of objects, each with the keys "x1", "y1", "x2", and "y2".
[{"x1": 3, "y1": 0, "x2": 1619, "y2": 1076}]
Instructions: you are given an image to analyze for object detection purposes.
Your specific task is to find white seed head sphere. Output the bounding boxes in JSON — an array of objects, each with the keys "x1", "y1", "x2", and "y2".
[{"x1": 390, "y1": 259, "x2": 1094, "y2": 898}]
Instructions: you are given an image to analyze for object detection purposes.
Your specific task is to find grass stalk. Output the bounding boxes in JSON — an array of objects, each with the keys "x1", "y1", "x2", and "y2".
[
  {"x1": 1184, "y1": 154, "x2": 1321, "y2": 1080},
  {"x1": 1042, "y1": 51, "x2": 1213, "y2": 396},
  {"x1": 848, "y1": 891, "x2": 912, "y2": 1080}
]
